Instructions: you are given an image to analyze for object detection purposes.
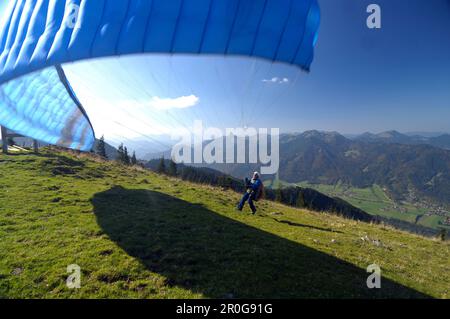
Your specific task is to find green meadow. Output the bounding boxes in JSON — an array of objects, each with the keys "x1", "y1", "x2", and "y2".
[{"x1": 0, "y1": 150, "x2": 448, "y2": 299}]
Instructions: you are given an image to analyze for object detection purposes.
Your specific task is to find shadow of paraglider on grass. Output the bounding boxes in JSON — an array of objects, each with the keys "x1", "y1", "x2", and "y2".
[{"x1": 92, "y1": 186, "x2": 430, "y2": 299}]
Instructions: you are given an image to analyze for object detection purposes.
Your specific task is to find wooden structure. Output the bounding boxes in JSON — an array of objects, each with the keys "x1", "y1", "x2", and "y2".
[{"x1": 1, "y1": 126, "x2": 38, "y2": 154}]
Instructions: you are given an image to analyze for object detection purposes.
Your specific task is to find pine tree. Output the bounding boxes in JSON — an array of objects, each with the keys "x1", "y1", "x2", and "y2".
[
  {"x1": 275, "y1": 187, "x2": 282, "y2": 202},
  {"x1": 157, "y1": 157, "x2": 166, "y2": 174},
  {"x1": 131, "y1": 151, "x2": 137, "y2": 166},
  {"x1": 274, "y1": 174, "x2": 282, "y2": 202},
  {"x1": 7, "y1": 137, "x2": 15, "y2": 146},
  {"x1": 439, "y1": 228, "x2": 447, "y2": 241},
  {"x1": 297, "y1": 190, "x2": 306, "y2": 208},
  {"x1": 117, "y1": 144, "x2": 124, "y2": 163},
  {"x1": 124, "y1": 147, "x2": 130, "y2": 165},
  {"x1": 168, "y1": 159, "x2": 177, "y2": 176},
  {"x1": 96, "y1": 135, "x2": 107, "y2": 159}
]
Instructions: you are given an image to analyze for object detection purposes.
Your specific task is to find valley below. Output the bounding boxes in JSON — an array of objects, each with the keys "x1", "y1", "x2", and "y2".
[{"x1": 289, "y1": 182, "x2": 449, "y2": 231}]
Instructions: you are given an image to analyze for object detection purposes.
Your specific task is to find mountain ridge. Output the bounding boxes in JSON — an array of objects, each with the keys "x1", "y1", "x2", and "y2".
[
  {"x1": 352, "y1": 130, "x2": 450, "y2": 149},
  {"x1": 185, "y1": 130, "x2": 450, "y2": 208}
]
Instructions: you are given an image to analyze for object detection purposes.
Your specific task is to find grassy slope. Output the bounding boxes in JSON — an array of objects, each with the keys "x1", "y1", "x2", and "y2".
[{"x1": 0, "y1": 150, "x2": 448, "y2": 299}]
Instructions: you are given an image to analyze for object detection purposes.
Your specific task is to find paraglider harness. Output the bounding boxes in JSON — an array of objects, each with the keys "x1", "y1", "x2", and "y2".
[{"x1": 245, "y1": 177, "x2": 265, "y2": 202}]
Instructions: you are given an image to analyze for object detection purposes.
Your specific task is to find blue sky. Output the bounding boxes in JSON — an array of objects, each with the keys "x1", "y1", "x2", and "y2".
[{"x1": 1, "y1": 0, "x2": 450, "y2": 144}]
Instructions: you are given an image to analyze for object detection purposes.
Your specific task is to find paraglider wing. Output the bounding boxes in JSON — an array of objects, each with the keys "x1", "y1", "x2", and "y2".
[
  {"x1": 0, "y1": 66, "x2": 95, "y2": 151},
  {"x1": 0, "y1": 0, "x2": 320, "y2": 151}
]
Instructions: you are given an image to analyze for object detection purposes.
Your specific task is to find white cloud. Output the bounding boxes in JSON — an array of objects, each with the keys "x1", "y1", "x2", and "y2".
[
  {"x1": 76, "y1": 95, "x2": 200, "y2": 140},
  {"x1": 262, "y1": 77, "x2": 290, "y2": 84},
  {"x1": 148, "y1": 95, "x2": 199, "y2": 110},
  {"x1": 63, "y1": 62, "x2": 200, "y2": 141}
]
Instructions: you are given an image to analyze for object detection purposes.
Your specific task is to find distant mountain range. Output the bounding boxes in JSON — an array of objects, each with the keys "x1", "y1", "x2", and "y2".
[
  {"x1": 351, "y1": 130, "x2": 450, "y2": 150},
  {"x1": 3, "y1": 129, "x2": 449, "y2": 208},
  {"x1": 163, "y1": 130, "x2": 450, "y2": 207},
  {"x1": 279, "y1": 131, "x2": 450, "y2": 204}
]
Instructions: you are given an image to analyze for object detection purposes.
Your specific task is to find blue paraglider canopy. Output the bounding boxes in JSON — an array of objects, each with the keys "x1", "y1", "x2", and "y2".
[{"x1": 0, "y1": 0, "x2": 320, "y2": 151}]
